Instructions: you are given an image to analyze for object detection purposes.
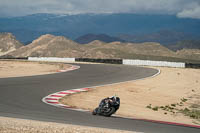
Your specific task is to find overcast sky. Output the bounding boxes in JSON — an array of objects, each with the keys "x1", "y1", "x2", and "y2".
[{"x1": 0, "y1": 0, "x2": 200, "y2": 19}]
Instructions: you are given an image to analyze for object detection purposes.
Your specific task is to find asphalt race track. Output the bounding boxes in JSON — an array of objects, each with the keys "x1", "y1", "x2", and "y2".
[{"x1": 0, "y1": 63, "x2": 199, "y2": 133}]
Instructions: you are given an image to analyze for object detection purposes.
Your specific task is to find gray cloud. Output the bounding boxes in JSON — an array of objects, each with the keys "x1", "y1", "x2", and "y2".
[
  {"x1": 177, "y1": 2, "x2": 200, "y2": 19},
  {"x1": 0, "y1": 0, "x2": 200, "y2": 19}
]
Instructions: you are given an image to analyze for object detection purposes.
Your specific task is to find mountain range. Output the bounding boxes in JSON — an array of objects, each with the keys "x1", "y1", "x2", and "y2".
[
  {"x1": 1, "y1": 33, "x2": 199, "y2": 63},
  {"x1": 0, "y1": 13, "x2": 200, "y2": 45},
  {"x1": 7, "y1": 34, "x2": 178, "y2": 59}
]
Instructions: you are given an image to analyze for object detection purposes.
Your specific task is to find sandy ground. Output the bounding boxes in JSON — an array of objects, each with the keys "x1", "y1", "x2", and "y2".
[
  {"x1": 0, "y1": 116, "x2": 135, "y2": 133},
  {"x1": 60, "y1": 67, "x2": 200, "y2": 125},
  {"x1": 1, "y1": 61, "x2": 200, "y2": 132},
  {"x1": 0, "y1": 60, "x2": 71, "y2": 78}
]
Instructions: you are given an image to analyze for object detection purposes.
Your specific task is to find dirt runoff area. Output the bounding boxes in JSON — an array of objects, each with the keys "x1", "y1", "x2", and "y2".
[
  {"x1": 60, "y1": 67, "x2": 200, "y2": 126},
  {"x1": 0, "y1": 60, "x2": 71, "y2": 78}
]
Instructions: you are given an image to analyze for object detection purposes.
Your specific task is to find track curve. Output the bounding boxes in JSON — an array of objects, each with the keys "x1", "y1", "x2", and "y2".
[{"x1": 0, "y1": 63, "x2": 199, "y2": 133}]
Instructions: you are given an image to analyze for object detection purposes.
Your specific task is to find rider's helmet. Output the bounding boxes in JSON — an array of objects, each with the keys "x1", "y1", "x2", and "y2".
[
  {"x1": 109, "y1": 96, "x2": 115, "y2": 100},
  {"x1": 109, "y1": 95, "x2": 119, "y2": 102}
]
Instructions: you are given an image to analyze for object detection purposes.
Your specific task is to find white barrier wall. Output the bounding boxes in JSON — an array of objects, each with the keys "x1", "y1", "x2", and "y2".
[
  {"x1": 28, "y1": 57, "x2": 75, "y2": 62},
  {"x1": 123, "y1": 59, "x2": 185, "y2": 68},
  {"x1": 28, "y1": 57, "x2": 186, "y2": 68}
]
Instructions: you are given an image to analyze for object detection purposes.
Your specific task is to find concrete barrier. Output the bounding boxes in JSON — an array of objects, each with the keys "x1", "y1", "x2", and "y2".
[
  {"x1": 28, "y1": 57, "x2": 75, "y2": 62},
  {"x1": 28, "y1": 57, "x2": 187, "y2": 68},
  {"x1": 123, "y1": 59, "x2": 185, "y2": 68}
]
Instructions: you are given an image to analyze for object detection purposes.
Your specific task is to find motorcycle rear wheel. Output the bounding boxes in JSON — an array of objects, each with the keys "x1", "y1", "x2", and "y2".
[{"x1": 102, "y1": 107, "x2": 116, "y2": 117}]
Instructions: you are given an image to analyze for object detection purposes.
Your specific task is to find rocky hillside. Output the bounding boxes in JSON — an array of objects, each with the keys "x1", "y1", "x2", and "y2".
[
  {"x1": 0, "y1": 33, "x2": 23, "y2": 56},
  {"x1": 84, "y1": 41, "x2": 178, "y2": 59},
  {"x1": 9, "y1": 34, "x2": 177, "y2": 59},
  {"x1": 167, "y1": 40, "x2": 200, "y2": 51},
  {"x1": 10, "y1": 34, "x2": 84, "y2": 58},
  {"x1": 176, "y1": 49, "x2": 200, "y2": 61},
  {"x1": 7, "y1": 34, "x2": 200, "y2": 62}
]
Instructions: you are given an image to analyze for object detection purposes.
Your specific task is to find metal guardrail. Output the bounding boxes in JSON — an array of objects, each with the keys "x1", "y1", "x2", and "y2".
[
  {"x1": 75, "y1": 58, "x2": 123, "y2": 64},
  {"x1": 0, "y1": 56, "x2": 28, "y2": 60},
  {"x1": 185, "y1": 63, "x2": 200, "y2": 69}
]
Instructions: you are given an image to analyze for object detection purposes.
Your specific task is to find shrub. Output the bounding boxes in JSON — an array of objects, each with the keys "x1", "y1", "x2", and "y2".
[
  {"x1": 181, "y1": 98, "x2": 188, "y2": 102},
  {"x1": 180, "y1": 108, "x2": 200, "y2": 119},
  {"x1": 152, "y1": 106, "x2": 159, "y2": 111},
  {"x1": 146, "y1": 104, "x2": 152, "y2": 109},
  {"x1": 171, "y1": 104, "x2": 176, "y2": 107}
]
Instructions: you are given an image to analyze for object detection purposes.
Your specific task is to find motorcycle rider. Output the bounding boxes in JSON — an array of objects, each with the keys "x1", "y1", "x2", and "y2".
[{"x1": 97, "y1": 95, "x2": 120, "y2": 113}]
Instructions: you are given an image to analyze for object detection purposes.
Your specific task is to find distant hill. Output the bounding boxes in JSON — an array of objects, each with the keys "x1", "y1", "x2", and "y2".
[
  {"x1": 0, "y1": 33, "x2": 23, "y2": 56},
  {"x1": 8, "y1": 34, "x2": 177, "y2": 59},
  {"x1": 176, "y1": 49, "x2": 200, "y2": 61},
  {"x1": 118, "y1": 30, "x2": 197, "y2": 45},
  {"x1": 167, "y1": 40, "x2": 200, "y2": 51},
  {"x1": 9, "y1": 34, "x2": 84, "y2": 58},
  {"x1": 6, "y1": 34, "x2": 200, "y2": 62},
  {"x1": 85, "y1": 41, "x2": 177, "y2": 58},
  {"x1": 75, "y1": 34, "x2": 125, "y2": 44},
  {"x1": 1, "y1": 13, "x2": 200, "y2": 44}
]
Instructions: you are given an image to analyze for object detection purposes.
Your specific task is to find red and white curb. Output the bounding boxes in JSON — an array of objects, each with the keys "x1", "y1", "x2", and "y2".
[
  {"x1": 42, "y1": 69, "x2": 161, "y2": 111},
  {"x1": 56, "y1": 65, "x2": 80, "y2": 73},
  {"x1": 42, "y1": 64, "x2": 85, "y2": 111},
  {"x1": 42, "y1": 88, "x2": 90, "y2": 111}
]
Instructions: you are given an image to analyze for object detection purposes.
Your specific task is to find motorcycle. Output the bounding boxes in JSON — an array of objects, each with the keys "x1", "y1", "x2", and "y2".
[{"x1": 92, "y1": 96, "x2": 120, "y2": 117}]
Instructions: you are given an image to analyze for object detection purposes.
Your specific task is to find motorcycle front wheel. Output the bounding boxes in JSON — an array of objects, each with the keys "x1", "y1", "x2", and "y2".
[{"x1": 92, "y1": 107, "x2": 98, "y2": 115}]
